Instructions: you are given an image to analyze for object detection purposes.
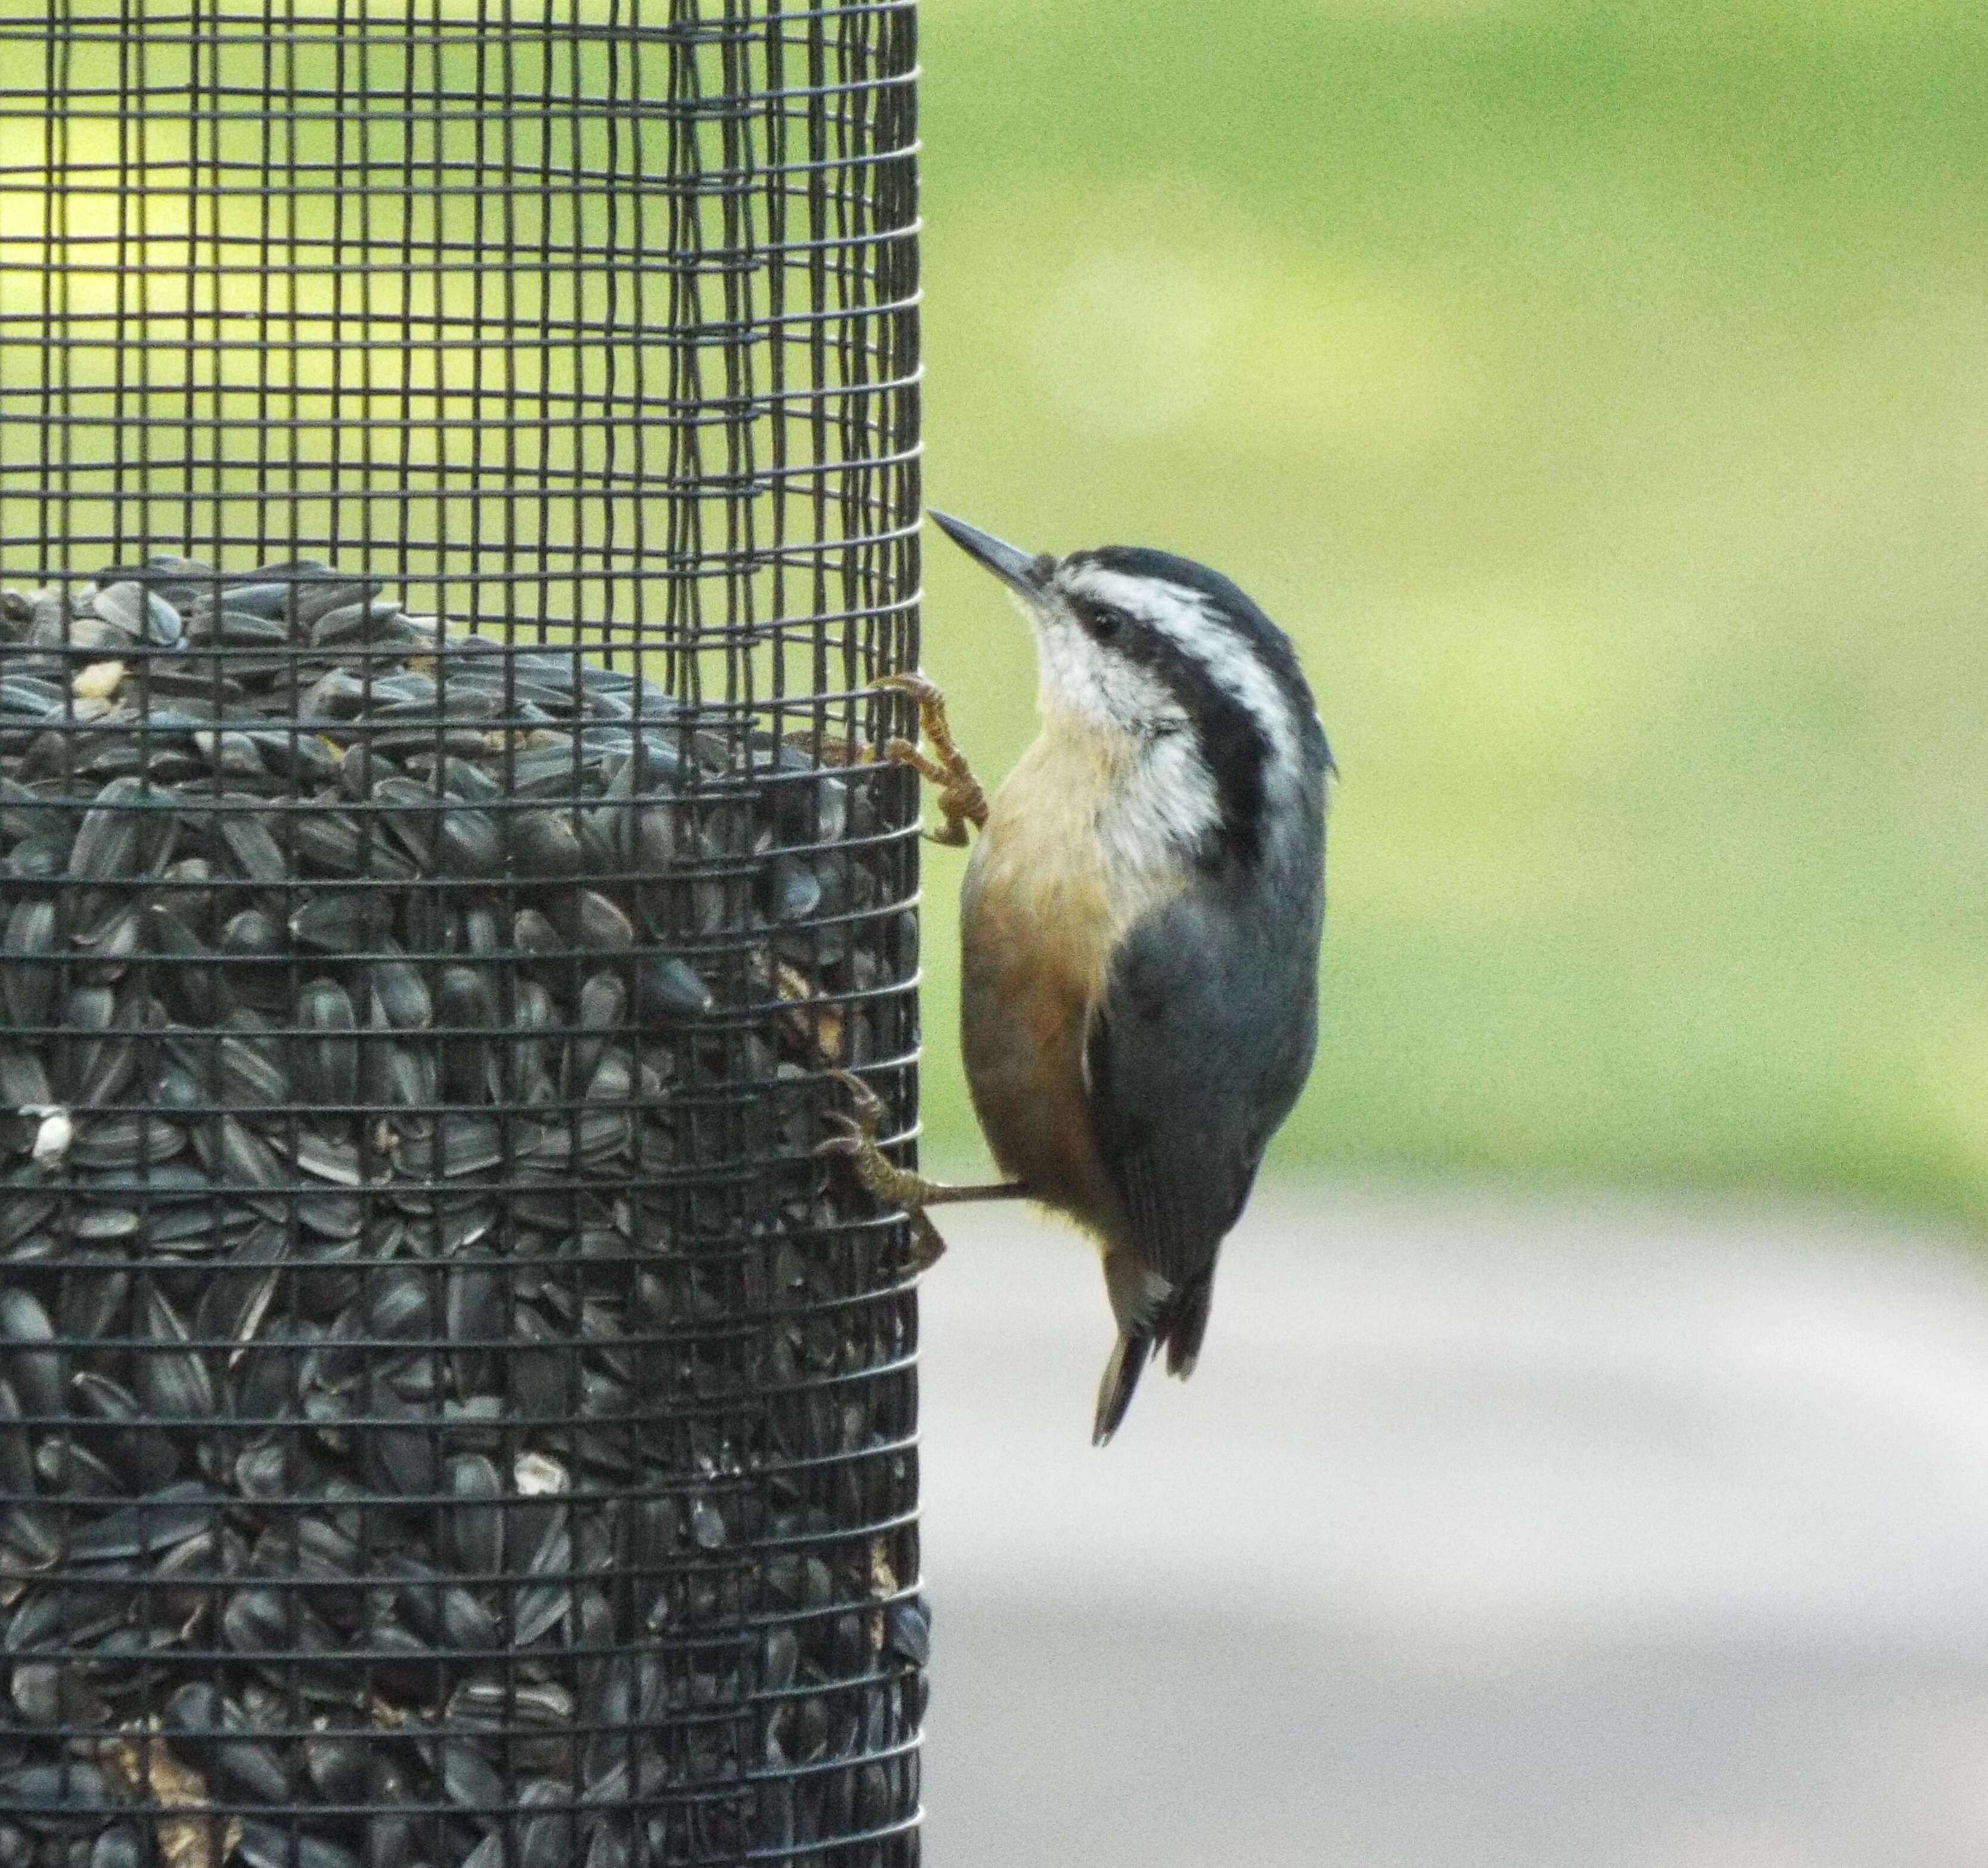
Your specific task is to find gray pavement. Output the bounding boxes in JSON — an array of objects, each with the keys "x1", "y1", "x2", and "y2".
[{"x1": 912, "y1": 1181, "x2": 1988, "y2": 1866}]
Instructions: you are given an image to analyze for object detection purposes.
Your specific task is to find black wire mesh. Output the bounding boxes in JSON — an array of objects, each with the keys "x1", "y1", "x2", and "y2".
[{"x1": 0, "y1": 5, "x2": 923, "y2": 1865}]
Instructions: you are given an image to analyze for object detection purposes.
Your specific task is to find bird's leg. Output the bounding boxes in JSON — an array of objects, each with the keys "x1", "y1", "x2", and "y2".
[
  {"x1": 876, "y1": 671, "x2": 987, "y2": 846},
  {"x1": 816, "y1": 1070, "x2": 1030, "y2": 1270},
  {"x1": 815, "y1": 1070, "x2": 1028, "y2": 1209}
]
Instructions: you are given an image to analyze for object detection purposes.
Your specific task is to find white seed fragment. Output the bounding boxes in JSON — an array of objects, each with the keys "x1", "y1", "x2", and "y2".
[
  {"x1": 514, "y1": 1451, "x2": 569, "y2": 1497},
  {"x1": 23, "y1": 1105, "x2": 72, "y2": 1163}
]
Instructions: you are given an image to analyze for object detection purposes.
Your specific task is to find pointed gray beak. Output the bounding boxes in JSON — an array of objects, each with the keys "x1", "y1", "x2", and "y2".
[{"x1": 928, "y1": 509, "x2": 1049, "y2": 602}]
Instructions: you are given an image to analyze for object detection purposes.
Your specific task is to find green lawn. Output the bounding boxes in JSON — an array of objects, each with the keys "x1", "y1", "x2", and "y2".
[{"x1": 911, "y1": 1, "x2": 1988, "y2": 1227}]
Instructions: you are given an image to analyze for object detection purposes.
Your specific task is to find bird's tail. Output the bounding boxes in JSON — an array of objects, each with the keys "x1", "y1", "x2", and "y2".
[
  {"x1": 1092, "y1": 1331, "x2": 1153, "y2": 1446},
  {"x1": 1092, "y1": 1270, "x2": 1215, "y2": 1446},
  {"x1": 1160, "y1": 1269, "x2": 1214, "y2": 1379}
]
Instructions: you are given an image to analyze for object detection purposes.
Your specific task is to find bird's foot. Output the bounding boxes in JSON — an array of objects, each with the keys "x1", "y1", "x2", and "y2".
[
  {"x1": 818, "y1": 1071, "x2": 1033, "y2": 1269},
  {"x1": 818, "y1": 1077, "x2": 952, "y2": 1269},
  {"x1": 816, "y1": 1071, "x2": 948, "y2": 1210},
  {"x1": 876, "y1": 671, "x2": 987, "y2": 846}
]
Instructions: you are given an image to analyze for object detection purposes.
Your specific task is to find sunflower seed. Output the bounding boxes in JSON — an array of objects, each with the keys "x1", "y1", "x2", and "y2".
[
  {"x1": 308, "y1": 597, "x2": 400, "y2": 647},
  {"x1": 365, "y1": 1039, "x2": 435, "y2": 1110},
  {"x1": 0, "y1": 1291, "x2": 61, "y2": 1419},
  {"x1": 0, "y1": 1042, "x2": 52, "y2": 1111},
  {"x1": 64, "y1": 1109, "x2": 187, "y2": 1171},
  {"x1": 366, "y1": 949, "x2": 432, "y2": 1030},
  {"x1": 633, "y1": 955, "x2": 715, "y2": 1023},
  {"x1": 293, "y1": 1728, "x2": 367, "y2": 1804},
  {"x1": 72, "y1": 773, "x2": 172, "y2": 888},
  {"x1": 68, "y1": 1481, "x2": 219, "y2": 1561},
  {"x1": 133, "y1": 1284, "x2": 219, "y2": 1421},
  {"x1": 288, "y1": 806, "x2": 364, "y2": 876},
  {"x1": 360, "y1": 1391, "x2": 439, "y2": 1497},
  {"x1": 289, "y1": 891, "x2": 393, "y2": 952},
  {"x1": 434, "y1": 968, "x2": 497, "y2": 1104},
  {"x1": 767, "y1": 853, "x2": 823, "y2": 922},
  {"x1": 294, "y1": 977, "x2": 358, "y2": 1105},
  {"x1": 212, "y1": 796, "x2": 288, "y2": 883},
  {"x1": 512, "y1": 809, "x2": 583, "y2": 880},
  {"x1": 436, "y1": 804, "x2": 500, "y2": 877},
  {"x1": 442, "y1": 1453, "x2": 504, "y2": 1575},
  {"x1": 511, "y1": 907, "x2": 563, "y2": 958},
  {"x1": 0, "y1": 1763, "x2": 110, "y2": 1826},
  {"x1": 219, "y1": 904, "x2": 284, "y2": 959},
  {"x1": 91, "y1": 581, "x2": 183, "y2": 648},
  {"x1": 70, "y1": 1369, "x2": 181, "y2": 1492},
  {"x1": 147, "y1": 905, "x2": 225, "y2": 1022},
  {"x1": 566, "y1": 890, "x2": 633, "y2": 953},
  {"x1": 0, "y1": 900, "x2": 55, "y2": 1028},
  {"x1": 511, "y1": 1513, "x2": 574, "y2": 1645},
  {"x1": 234, "y1": 1822, "x2": 359, "y2": 1868}
]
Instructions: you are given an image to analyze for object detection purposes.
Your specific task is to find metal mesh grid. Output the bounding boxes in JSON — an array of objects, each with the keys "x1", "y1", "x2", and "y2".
[{"x1": 0, "y1": 5, "x2": 923, "y2": 1865}]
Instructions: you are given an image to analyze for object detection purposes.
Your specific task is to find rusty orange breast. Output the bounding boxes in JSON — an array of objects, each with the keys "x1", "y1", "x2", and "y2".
[{"x1": 955, "y1": 722, "x2": 1179, "y2": 1244}]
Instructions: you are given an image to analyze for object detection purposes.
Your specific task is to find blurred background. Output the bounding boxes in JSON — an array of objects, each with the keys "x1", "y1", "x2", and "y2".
[{"x1": 908, "y1": 3, "x2": 1988, "y2": 1862}]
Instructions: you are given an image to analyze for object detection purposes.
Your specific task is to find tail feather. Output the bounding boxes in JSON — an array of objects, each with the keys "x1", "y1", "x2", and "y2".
[
  {"x1": 1092, "y1": 1331, "x2": 1154, "y2": 1446},
  {"x1": 1092, "y1": 1270, "x2": 1216, "y2": 1445},
  {"x1": 1161, "y1": 1270, "x2": 1214, "y2": 1379}
]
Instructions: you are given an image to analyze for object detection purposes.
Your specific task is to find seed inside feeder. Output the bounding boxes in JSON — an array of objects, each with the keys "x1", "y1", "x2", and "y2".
[{"x1": 0, "y1": 559, "x2": 922, "y2": 1868}]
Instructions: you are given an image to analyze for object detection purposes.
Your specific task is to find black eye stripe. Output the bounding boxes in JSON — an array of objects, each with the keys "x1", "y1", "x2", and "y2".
[
  {"x1": 1069, "y1": 592, "x2": 1271, "y2": 869},
  {"x1": 1064, "y1": 546, "x2": 1316, "y2": 731}
]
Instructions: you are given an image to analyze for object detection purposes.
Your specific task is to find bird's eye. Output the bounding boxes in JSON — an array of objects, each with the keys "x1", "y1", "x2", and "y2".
[{"x1": 1083, "y1": 602, "x2": 1126, "y2": 641}]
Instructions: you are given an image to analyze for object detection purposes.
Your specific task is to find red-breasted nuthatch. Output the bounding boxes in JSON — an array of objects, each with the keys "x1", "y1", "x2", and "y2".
[{"x1": 822, "y1": 510, "x2": 1331, "y2": 1444}]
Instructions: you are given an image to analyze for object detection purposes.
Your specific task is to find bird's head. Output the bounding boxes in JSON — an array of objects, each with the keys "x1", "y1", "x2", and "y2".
[{"x1": 928, "y1": 508, "x2": 1330, "y2": 867}]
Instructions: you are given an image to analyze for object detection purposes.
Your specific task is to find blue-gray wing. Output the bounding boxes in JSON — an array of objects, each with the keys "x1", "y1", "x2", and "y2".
[{"x1": 1084, "y1": 875, "x2": 1321, "y2": 1302}]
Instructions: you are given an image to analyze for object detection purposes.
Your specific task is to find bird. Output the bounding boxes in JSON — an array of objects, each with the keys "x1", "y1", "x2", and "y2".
[{"x1": 820, "y1": 509, "x2": 1331, "y2": 1444}]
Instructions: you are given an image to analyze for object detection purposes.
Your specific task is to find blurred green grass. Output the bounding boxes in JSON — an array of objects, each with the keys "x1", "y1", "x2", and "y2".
[{"x1": 911, "y1": 0, "x2": 1988, "y2": 1226}]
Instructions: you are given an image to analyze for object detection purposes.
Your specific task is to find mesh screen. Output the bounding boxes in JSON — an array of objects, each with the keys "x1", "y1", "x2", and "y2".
[{"x1": 0, "y1": 5, "x2": 924, "y2": 1865}]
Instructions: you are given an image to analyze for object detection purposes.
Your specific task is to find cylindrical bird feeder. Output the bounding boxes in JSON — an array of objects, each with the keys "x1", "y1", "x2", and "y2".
[{"x1": 0, "y1": 7, "x2": 923, "y2": 1866}]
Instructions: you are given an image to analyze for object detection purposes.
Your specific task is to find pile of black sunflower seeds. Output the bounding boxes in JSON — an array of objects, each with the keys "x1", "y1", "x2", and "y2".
[{"x1": 0, "y1": 558, "x2": 928, "y2": 1868}]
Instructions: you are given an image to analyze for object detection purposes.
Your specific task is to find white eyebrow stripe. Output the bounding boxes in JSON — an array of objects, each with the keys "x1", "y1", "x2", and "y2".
[{"x1": 1066, "y1": 564, "x2": 1305, "y2": 791}]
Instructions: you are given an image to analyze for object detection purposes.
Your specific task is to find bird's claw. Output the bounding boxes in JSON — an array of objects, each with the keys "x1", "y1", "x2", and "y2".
[
  {"x1": 815, "y1": 1067, "x2": 886, "y2": 1140},
  {"x1": 875, "y1": 671, "x2": 986, "y2": 845},
  {"x1": 875, "y1": 669, "x2": 946, "y2": 712},
  {"x1": 815, "y1": 1070, "x2": 950, "y2": 1225},
  {"x1": 907, "y1": 1211, "x2": 948, "y2": 1273}
]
